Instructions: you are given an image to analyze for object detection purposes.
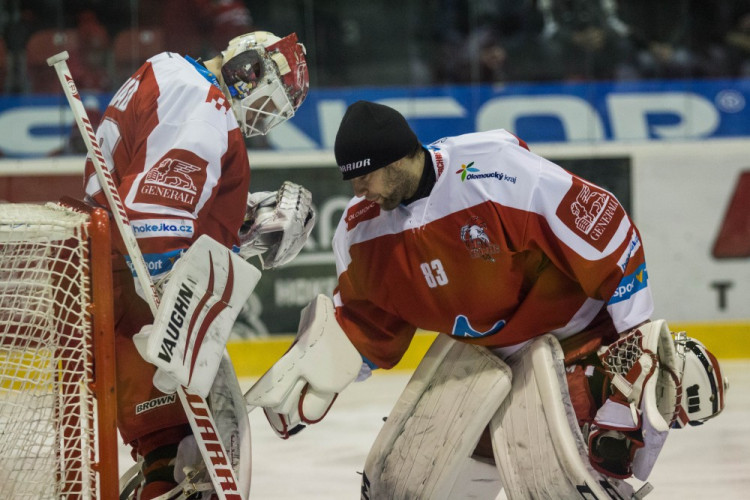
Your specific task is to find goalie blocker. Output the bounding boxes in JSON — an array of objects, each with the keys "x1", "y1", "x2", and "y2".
[
  {"x1": 244, "y1": 294, "x2": 363, "y2": 438},
  {"x1": 134, "y1": 234, "x2": 261, "y2": 397}
]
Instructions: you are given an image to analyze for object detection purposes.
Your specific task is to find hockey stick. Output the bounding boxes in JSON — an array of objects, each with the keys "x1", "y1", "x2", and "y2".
[{"x1": 47, "y1": 51, "x2": 245, "y2": 500}]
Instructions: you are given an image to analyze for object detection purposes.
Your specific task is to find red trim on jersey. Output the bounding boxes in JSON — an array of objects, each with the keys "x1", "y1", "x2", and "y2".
[
  {"x1": 345, "y1": 199, "x2": 380, "y2": 231},
  {"x1": 508, "y1": 131, "x2": 530, "y2": 151}
]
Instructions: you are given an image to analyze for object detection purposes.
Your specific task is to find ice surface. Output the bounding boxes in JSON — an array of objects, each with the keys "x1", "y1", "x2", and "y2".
[{"x1": 119, "y1": 361, "x2": 750, "y2": 499}]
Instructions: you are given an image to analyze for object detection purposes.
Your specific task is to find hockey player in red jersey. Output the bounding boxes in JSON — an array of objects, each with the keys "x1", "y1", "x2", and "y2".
[
  {"x1": 246, "y1": 101, "x2": 727, "y2": 498},
  {"x1": 85, "y1": 31, "x2": 314, "y2": 498}
]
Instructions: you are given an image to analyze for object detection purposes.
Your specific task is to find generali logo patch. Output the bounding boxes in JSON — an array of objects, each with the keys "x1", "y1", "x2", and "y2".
[
  {"x1": 135, "y1": 150, "x2": 207, "y2": 212},
  {"x1": 556, "y1": 178, "x2": 625, "y2": 251},
  {"x1": 346, "y1": 199, "x2": 380, "y2": 230}
]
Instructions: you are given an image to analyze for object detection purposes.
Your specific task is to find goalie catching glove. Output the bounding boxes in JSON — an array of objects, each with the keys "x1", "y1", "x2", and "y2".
[
  {"x1": 244, "y1": 294, "x2": 363, "y2": 438},
  {"x1": 239, "y1": 181, "x2": 316, "y2": 269},
  {"x1": 587, "y1": 320, "x2": 727, "y2": 480}
]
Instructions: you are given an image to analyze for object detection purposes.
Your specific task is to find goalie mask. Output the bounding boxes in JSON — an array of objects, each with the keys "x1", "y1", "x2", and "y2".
[
  {"x1": 672, "y1": 334, "x2": 727, "y2": 428},
  {"x1": 220, "y1": 31, "x2": 309, "y2": 137}
]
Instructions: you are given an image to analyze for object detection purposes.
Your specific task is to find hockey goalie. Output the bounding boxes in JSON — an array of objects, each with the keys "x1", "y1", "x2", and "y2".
[
  {"x1": 119, "y1": 177, "x2": 316, "y2": 499},
  {"x1": 244, "y1": 101, "x2": 728, "y2": 499},
  {"x1": 75, "y1": 25, "x2": 315, "y2": 498}
]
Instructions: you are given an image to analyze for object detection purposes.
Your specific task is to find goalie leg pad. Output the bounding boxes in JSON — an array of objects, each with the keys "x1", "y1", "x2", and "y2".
[
  {"x1": 209, "y1": 354, "x2": 252, "y2": 497},
  {"x1": 490, "y1": 334, "x2": 636, "y2": 500},
  {"x1": 362, "y1": 334, "x2": 511, "y2": 500},
  {"x1": 120, "y1": 356, "x2": 252, "y2": 500},
  {"x1": 172, "y1": 354, "x2": 252, "y2": 499}
]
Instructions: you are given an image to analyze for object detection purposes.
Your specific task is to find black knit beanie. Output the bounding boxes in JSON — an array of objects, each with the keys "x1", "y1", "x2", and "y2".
[{"x1": 334, "y1": 100, "x2": 419, "y2": 180}]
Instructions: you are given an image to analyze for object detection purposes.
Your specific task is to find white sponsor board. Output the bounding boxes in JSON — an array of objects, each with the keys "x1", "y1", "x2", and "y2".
[{"x1": 532, "y1": 139, "x2": 750, "y2": 322}]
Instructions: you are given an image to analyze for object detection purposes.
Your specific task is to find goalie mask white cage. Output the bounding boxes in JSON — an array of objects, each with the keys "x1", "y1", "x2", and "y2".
[{"x1": 0, "y1": 201, "x2": 118, "y2": 499}]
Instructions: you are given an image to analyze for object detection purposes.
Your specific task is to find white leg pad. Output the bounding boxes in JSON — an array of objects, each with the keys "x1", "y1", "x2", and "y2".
[
  {"x1": 362, "y1": 335, "x2": 512, "y2": 500},
  {"x1": 490, "y1": 334, "x2": 636, "y2": 500},
  {"x1": 169, "y1": 354, "x2": 252, "y2": 498},
  {"x1": 209, "y1": 354, "x2": 252, "y2": 497}
]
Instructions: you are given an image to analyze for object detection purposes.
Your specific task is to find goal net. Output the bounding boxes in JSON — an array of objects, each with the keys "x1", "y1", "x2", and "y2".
[{"x1": 0, "y1": 201, "x2": 118, "y2": 499}]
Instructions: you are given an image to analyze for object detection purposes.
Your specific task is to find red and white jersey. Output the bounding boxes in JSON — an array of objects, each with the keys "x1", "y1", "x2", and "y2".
[
  {"x1": 84, "y1": 52, "x2": 250, "y2": 279},
  {"x1": 332, "y1": 130, "x2": 653, "y2": 368}
]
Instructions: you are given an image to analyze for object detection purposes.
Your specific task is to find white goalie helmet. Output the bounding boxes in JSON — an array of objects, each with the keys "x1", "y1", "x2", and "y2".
[
  {"x1": 220, "y1": 31, "x2": 309, "y2": 137},
  {"x1": 672, "y1": 333, "x2": 728, "y2": 428}
]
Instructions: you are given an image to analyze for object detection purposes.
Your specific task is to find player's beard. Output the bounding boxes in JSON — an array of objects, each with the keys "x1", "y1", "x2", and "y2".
[{"x1": 378, "y1": 163, "x2": 421, "y2": 211}]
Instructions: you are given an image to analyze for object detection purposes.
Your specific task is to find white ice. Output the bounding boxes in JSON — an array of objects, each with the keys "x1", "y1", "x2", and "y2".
[{"x1": 119, "y1": 360, "x2": 750, "y2": 499}]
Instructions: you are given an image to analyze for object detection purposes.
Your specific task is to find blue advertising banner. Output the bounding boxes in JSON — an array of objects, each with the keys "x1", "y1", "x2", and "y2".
[{"x1": 1, "y1": 79, "x2": 748, "y2": 157}]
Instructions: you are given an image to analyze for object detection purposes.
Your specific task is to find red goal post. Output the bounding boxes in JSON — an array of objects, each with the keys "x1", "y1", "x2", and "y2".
[{"x1": 0, "y1": 199, "x2": 118, "y2": 499}]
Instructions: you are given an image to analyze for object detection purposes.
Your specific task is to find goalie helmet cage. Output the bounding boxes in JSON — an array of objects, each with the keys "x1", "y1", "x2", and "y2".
[{"x1": 0, "y1": 199, "x2": 118, "y2": 499}]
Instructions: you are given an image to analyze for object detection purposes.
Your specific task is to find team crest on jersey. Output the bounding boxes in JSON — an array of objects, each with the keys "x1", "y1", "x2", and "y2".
[
  {"x1": 136, "y1": 151, "x2": 207, "y2": 212},
  {"x1": 556, "y1": 178, "x2": 625, "y2": 251},
  {"x1": 460, "y1": 216, "x2": 500, "y2": 261},
  {"x1": 346, "y1": 199, "x2": 380, "y2": 230}
]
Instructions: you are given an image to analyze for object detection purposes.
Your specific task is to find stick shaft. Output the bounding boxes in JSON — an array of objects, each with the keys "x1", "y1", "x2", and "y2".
[
  {"x1": 48, "y1": 51, "x2": 159, "y2": 313},
  {"x1": 47, "y1": 51, "x2": 245, "y2": 500}
]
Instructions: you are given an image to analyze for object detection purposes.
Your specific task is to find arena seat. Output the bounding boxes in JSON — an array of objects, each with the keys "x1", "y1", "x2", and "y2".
[
  {"x1": 26, "y1": 29, "x2": 80, "y2": 94},
  {"x1": 112, "y1": 28, "x2": 164, "y2": 84}
]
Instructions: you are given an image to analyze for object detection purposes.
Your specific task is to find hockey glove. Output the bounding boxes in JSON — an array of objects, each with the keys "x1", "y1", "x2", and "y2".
[
  {"x1": 588, "y1": 320, "x2": 681, "y2": 480},
  {"x1": 244, "y1": 295, "x2": 363, "y2": 438},
  {"x1": 239, "y1": 181, "x2": 316, "y2": 269}
]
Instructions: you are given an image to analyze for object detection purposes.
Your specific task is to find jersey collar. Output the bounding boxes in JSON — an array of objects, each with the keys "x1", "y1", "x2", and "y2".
[
  {"x1": 402, "y1": 147, "x2": 436, "y2": 206},
  {"x1": 184, "y1": 55, "x2": 221, "y2": 89}
]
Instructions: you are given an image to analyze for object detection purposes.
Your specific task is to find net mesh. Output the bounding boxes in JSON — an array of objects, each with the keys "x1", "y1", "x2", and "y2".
[
  {"x1": 0, "y1": 203, "x2": 98, "y2": 499},
  {"x1": 599, "y1": 328, "x2": 649, "y2": 378}
]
